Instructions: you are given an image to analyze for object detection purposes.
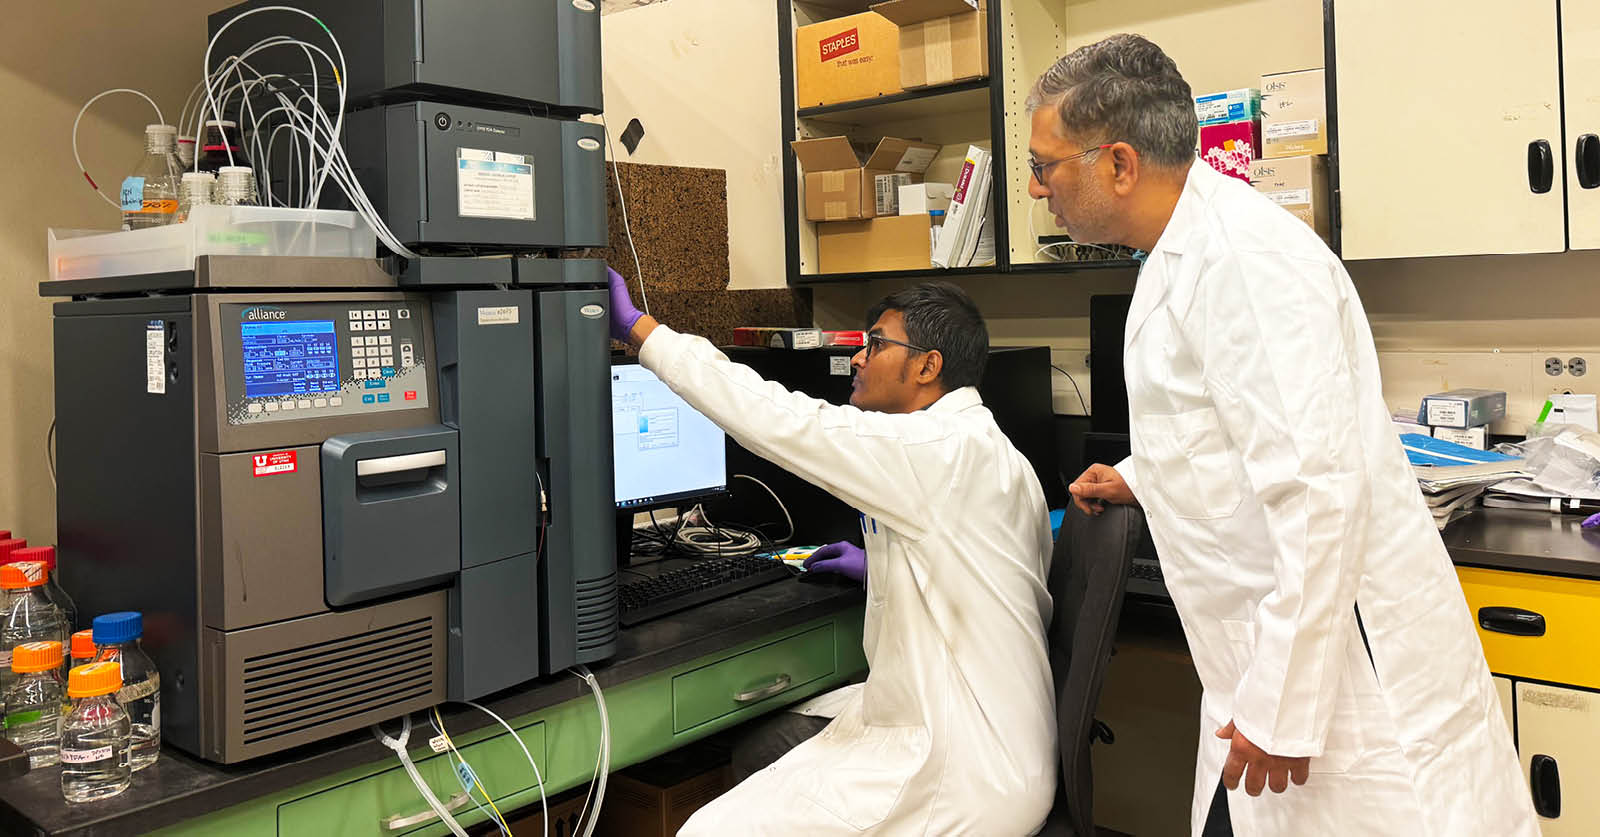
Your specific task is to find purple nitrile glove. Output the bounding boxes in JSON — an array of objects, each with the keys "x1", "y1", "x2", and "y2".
[
  {"x1": 607, "y1": 266, "x2": 645, "y2": 342},
  {"x1": 802, "y1": 541, "x2": 867, "y2": 584}
]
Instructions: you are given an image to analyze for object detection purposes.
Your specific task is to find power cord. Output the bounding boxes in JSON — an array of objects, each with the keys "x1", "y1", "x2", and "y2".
[
  {"x1": 601, "y1": 113, "x2": 649, "y2": 317},
  {"x1": 1050, "y1": 364, "x2": 1089, "y2": 416},
  {"x1": 732, "y1": 474, "x2": 794, "y2": 543}
]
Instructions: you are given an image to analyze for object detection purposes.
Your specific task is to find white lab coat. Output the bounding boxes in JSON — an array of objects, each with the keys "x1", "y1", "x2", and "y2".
[
  {"x1": 639, "y1": 326, "x2": 1057, "y2": 836},
  {"x1": 1119, "y1": 161, "x2": 1537, "y2": 835}
]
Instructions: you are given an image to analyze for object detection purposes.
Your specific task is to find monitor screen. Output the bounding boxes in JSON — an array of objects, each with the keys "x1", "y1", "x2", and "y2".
[
  {"x1": 240, "y1": 320, "x2": 341, "y2": 398},
  {"x1": 611, "y1": 363, "x2": 727, "y2": 509}
]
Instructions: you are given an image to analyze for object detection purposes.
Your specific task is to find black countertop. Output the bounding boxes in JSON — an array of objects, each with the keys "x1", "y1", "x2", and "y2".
[
  {"x1": 0, "y1": 575, "x2": 864, "y2": 837},
  {"x1": 1443, "y1": 508, "x2": 1600, "y2": 579}
]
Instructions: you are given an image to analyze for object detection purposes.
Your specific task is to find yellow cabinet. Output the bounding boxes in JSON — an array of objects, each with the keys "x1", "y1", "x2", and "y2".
[
  {"x1": 1455, "y1": 567, "x2": 1600, "y2": 689},
  {"x1": 1515, "y1": 682, "x2": 1600, "y2": 835}
]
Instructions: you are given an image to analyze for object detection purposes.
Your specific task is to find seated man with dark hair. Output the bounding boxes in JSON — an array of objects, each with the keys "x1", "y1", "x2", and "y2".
[{"x1": 608, "y1": 274, "x2": 1057, "y2": 835}]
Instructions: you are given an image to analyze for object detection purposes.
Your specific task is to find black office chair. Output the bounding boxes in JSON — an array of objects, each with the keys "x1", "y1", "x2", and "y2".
[{"x1": 1038, "y1": 503, "x2": 1143, "y2": 836}]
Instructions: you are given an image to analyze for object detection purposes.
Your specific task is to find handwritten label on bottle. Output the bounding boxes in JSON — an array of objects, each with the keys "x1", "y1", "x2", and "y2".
[{"x1": 61, "y1": 746, "x2": 113, "y2": 764}]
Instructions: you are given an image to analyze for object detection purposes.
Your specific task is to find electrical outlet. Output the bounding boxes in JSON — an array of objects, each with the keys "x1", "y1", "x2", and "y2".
[
  {"x1": 1569, "y1": 357, "x2": 1587, "y2": 377},
  {"x1": 1546, "y1": 357, "x2": 1565, "y2": 376}
]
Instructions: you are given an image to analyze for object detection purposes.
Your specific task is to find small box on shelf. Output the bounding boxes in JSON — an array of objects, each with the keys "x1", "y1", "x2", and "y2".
[
  {"x1": 1249, "y1": 155, "x2": 1330, "y2": 243},
  {"x1": 1200, "y1": 119, "x2": 1261, "y2": 183},
  {"x1": 870, "y1": 0, "x2": 988, "y2": 90},
  {"x1": 818, "y1": 214, "x2": 934, "y2": 273},
  {"x1": 796, "y1": 11, "x2": 904, "y2": 108},
  {"x1": 792, "y1": 135, "x2": 940, "y2": 221},
  {"x1": 898, "y1": 182, "x2": 955, "y2": 214},
  {"x1": 1194, "y1": 87, "x2": 1261, "y2": 127},
  {"x1": 1260, "y1": 68, "x2": 1327, "y2": 157}
]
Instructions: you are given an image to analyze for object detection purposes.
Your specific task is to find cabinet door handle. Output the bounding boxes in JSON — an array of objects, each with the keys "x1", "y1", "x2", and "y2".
[
  {"x1": 1530, "y1": 754, "x2": 1561, "y2": 818},
  {"x1": 734, "y1": 674, "x2": 793, "y2": 703},
  {"x1": 382, "y1": 790, "x2": 473, "y2": 830},
  {"x1": 1478, "y1": 606, "x2": 1546, "y2": 636},
  {"x1": 1577, "y1": 134, "x2": 1600, "y2": 189},
  {"x1": 1529, "y1": 140, "x2": 1555, "y2": 194}
]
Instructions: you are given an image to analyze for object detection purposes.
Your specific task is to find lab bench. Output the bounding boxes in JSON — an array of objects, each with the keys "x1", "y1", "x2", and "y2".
[
  {"x1": 0, "y1": 579, "x2": 866, "y2": 836},
  {"x1": 1445, "y1": 509, "x2": 1600, "y2": 836}
]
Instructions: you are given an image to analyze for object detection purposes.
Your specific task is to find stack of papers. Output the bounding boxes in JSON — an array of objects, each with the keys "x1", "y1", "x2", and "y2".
[
  {"x1": 1399, "y1": 434, "x2": 1532, "y2": 528},
  {"x1": 932, "y1": 145, "x2": 993, "y2": 268}
]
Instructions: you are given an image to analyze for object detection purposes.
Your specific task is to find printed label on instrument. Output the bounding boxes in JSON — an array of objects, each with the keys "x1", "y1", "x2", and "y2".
[
  {"x1": 146, "y1": 321, "x2": 166, "y2": 395},
  {"x1": 477, "y1": 306, "x2": 521, "y2": 326},
  {"x1": 457, "y1": 147, "x2": 535, "y2": 221},
  {"x1": 829, "y1": 356, "x2": 852, "y2": 376},
  {"x1": 252, "y1": 451, "x2": 297, "y2": 477}
]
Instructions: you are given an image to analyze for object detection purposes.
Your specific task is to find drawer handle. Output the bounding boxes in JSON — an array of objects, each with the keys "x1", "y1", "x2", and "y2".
[
  {"x1": 734, "y1": 674, "x2": 793, "y2": 703},
  {"x1": 1479, "y1": 606, "x2": 1547, "y2": 637},
  {"x1": 382, "y1": 790, "x2": 472, "y2": 830},
  {"x1": 1531, "y1": 754, "x2": 1560, "y2": 818}
]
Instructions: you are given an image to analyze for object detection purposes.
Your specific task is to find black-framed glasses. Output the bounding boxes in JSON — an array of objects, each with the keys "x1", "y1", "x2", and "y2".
[
  {"x1": 1029, "y1": 143, "x2": 1113, "y2": 184},
  {"x1": 865, "y1": 333, "x2": 930, "y2": 359}
]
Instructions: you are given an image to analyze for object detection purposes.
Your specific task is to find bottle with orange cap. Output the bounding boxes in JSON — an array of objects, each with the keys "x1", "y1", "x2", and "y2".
[
  {"x1": 7, "y1": 546, "x2": 77, "y2": 638},
  {"x1": 1, "y1": 561, "x2": 64, "y2": 696},
  {"x1": 69, "y1": 630, "x2": 97, "y2": 677},
  {"x1": 61, "y1": 661, "x2": 132, "y2": 802},
  {"x1": 5, "y1": 640, "x2": 64, "y2": 767}
]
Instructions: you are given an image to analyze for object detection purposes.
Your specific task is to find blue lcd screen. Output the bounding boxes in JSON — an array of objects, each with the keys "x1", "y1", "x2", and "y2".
[{"x1": 241, "y1": 320, "x2": 340, "y2": 398}]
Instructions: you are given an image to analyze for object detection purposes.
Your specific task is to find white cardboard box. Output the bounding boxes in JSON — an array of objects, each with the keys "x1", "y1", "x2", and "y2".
[{"x1": 897, "y1": 182, "x2": 955, "y2": 214}]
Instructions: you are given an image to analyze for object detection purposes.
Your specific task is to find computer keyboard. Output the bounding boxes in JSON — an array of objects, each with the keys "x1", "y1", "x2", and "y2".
[{"x1": 619, "y1": 555, "x2": 798, "y2": 626}]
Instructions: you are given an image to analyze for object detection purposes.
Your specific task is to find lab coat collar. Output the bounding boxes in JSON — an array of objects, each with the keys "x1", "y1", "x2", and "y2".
[
  {"x1": 925, "y1": 386, "x2": 983, "y2": 415},
  {"x1": 1124, "y1": 159, "x2": 1217, "y2": 343}
]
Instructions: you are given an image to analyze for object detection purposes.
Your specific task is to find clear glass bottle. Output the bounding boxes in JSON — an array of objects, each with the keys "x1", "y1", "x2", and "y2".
[
  {"x1": 177, "y1": 171, "x2": 216, "y2": 223},
  {"x1": 5, "y1": 641, "x2": 65, "y2": 768},
  {"x1": 69, "y1": 630, "x2": 97, "y2": 675},
  {"x1": 215, "y1": 166, "x2": 259, "y2": 207},
  {"x1": 121, "y1": 124, "x2": 182, "y2": 231},
  {"x1": 92, "y1": 612, "x2": 159, "y2": 771},
  {"x1": 9, "y1": 546, "x2": 76, "y2": 639},
  {"x1": 61, "y1": 662, "x2": 131, "y2": 803},
  {"x1": 1, "y1": 562, "x2": 65, "y2": 698},
  {"x1": 175, "y1": 134, "x2": 196, "y2": 169},
  {"x1": 197, "y1": 120, "x2": 251, "y2": 175}
]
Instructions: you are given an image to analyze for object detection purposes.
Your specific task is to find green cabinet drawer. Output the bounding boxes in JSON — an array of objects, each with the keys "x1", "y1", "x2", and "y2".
[
  {"x1": 276, "y1": 721, "x2": 545, "y2": 836},
  {"x1": 672, "y1": 624, "x2": 835, "y2": 733}
]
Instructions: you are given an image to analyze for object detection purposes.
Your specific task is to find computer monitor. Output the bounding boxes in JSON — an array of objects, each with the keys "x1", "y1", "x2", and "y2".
[{"x1": 610, "y1": 362, "x2": 728, "y2": 510}]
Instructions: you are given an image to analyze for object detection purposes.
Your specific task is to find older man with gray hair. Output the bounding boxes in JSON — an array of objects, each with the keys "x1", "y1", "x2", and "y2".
[{"x1": 1035, "y1": 34, "x2": 1536, "y2": 837}]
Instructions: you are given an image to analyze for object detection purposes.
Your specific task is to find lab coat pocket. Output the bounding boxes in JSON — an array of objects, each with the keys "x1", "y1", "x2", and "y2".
[
  {"x1": 799, "y1": 716, "x2": 931, "y2": 830},
  {"x1": 1144, "y1": 409, "x2": 1242, "y2": 520}
]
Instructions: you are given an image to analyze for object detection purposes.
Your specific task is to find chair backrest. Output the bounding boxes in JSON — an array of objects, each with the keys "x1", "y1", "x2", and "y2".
[{"x1": 1047, "y1": 503, "x2": 1142, "y2": 837}]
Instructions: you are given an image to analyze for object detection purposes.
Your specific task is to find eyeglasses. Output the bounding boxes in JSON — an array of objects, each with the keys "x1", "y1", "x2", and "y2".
[
  {"x1": 1029, "y1": 144, "x2": 1114, "y2": 184},
  {"x1": 865, "y1": 333, "x2": 929, "y2": 360}
]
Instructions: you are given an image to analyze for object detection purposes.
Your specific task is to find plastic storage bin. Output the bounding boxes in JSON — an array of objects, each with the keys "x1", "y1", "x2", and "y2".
[{"x1": 48, "y1": 206, "x2": 377, "y2": 282}]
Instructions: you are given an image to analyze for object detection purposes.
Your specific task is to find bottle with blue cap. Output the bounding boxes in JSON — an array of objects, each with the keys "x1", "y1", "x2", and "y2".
[{"x1": 92, "y1": 612, "x2": 160, "y2": 771}]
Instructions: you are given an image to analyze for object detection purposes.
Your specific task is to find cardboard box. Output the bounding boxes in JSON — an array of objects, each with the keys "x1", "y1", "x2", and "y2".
[
  {"x1": 898, "y1": 182, "x2": 955, "y2": 214},
  {"x1": 1194, "y1": 88, "x2": 1260, "y2": 127},
  {"x1": 1260, "y1": 68, "x2": 1327, "y2": 157},
  {"x1": 791, "y1": 135, "x2": 940, "y2": 221},
  {"x1": 1249, "y1": 155, "x2": 1330, "y2": 242},
  {"x1": 732, "y1": 327, "x2": 823, "y2": 349},
  {"x1": 818, "y1": 214, "x2": 933, "y2": 273},
  {"x1": 872, "y1": 0, "x2": 988, "y2": 90},
  {"x1": 796, "y1": 11, "x2": 903, "y2": 108},
  {"x1": 822, "y1": 330, "x2": 867, "y2": 347},
  {"x1": 1433, "y1": 426, "x2": 1488, "y2": 450},
  {"x1": 594, "y1": 746, "x2": 733, "y2": 837},
  {"x1": 1200, "y1": 119, "x2": 1260, "y2": 183},
  {"x1": 1420, "y1": 388, "x2": 1508, "y2": 429}
]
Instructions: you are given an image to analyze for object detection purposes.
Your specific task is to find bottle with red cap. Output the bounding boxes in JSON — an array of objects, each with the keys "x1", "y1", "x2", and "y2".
[
  {"x1": 0, "y1": 536, "x2": 25, "y2": 564},
  {"x1": 0, "y1": 562, "x2": 65, "y2": 697},
  {"x1": 9, "y1": 547, "x2": 77, "y2": 637}
]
